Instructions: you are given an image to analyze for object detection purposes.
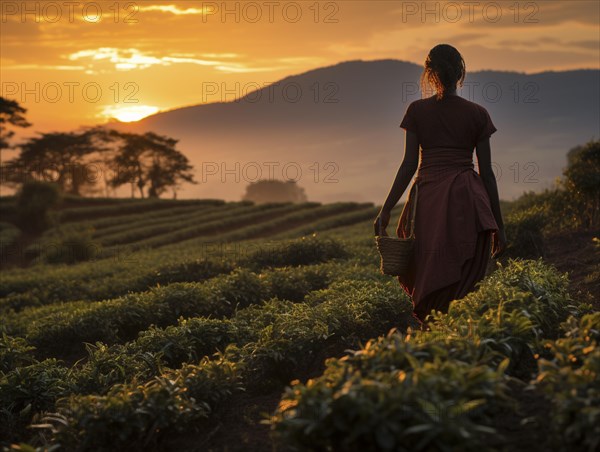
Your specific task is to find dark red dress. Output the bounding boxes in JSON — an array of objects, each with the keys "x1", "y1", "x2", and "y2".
[{"x1": 396, "y1": 94, "x2": 499, "y2": 323}]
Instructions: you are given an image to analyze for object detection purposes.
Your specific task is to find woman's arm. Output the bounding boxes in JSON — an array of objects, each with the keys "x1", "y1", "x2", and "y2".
[
  {"x1": 374, "y1": 130, "x2": 419, "y2": 235},
  {"x1": 475, "y1": 137, "x2": 507, "y2": 257}
]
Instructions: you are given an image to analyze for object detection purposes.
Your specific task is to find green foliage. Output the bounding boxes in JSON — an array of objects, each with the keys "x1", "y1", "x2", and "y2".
[
  {"x1": 237, "y1": 280, "x2": 413, "y2": 389},
  {"x1": 106, "y1": 130, "x2": 197, "y2": 199},
  {"x1": 92, "y1": 202, "x2": 262, "y2": 247},
  {"x1": 58, "y1": 198, "x2": 222, "y2": 223},
  {"x1": 21, "y1": 276, "x2": 243, "y2": 355},
  {"x1": 0, "y1": 221, "x2": 21, "y2": 250},
  {"x1": 504, "y1": 205, "x2": 546, "y2": 258},
  {"x1": 0, "y1": 96, "x2": 31, "y2": 150},
  {"x1": 219, "y1": 203, "x2": 364, "y2": 242},
  {"x1": 0, "y1": 250, "x2": 591, "y2": 451},
  {"x1": 0, "y1": 226, "x2": 352, "y2": 311},
  {"x1": 46, "y1": 355, "x2": 241, "y2": 451},
  {"x1": 109, "y1": 203, "x2": 308, "y2": 253},
  {"x1": 243, "y1": 234, "x2": 349, "y2": 270},
  {"x1": 259, "y1": 265, "x2": 330, "y2": 301},
  {"x1": 443, "y1": 259, "x2": 576, "y2": 339},
  {"x1": 86, "y1": 200, "x2": 223, "y2": 233},
  {"x1": 563, "y1": 140, "x2": 600, "y2": 228},
  {"x1": 139, "y1": 258, "x2": 234, "y2": 287},
  {"x1": 534, "y1": 313, "x2": 600, "y2": 451},
  {"x1": 128, "y1": 318, "x2": 236, "y2": 368},
  {"x1": 12, "y1": 266, "x2": 333, "y2": 357},
  {"x1": 504, "y1": 140, "x2": 600, "y2": 233},
  {"x1": 0, "y1": 164, "x2": 597, "y2": 452},
  {"x1": 267, "y1": 256, "x2": 584, "y2": 451},
  {"x1": 71, "y1": 342, "x2": 165, "y2": 396},
  {"x1": 242, "y1": 179, "x2": 307, "y2": 204},
  {"x1": 428, "y1": 259, "x2": 579, "y2": 378},
  {"x1": 38, "y1": 225, "x2": 100, "y2": 264},
  {"x1": 0, "y1": 359, "x2": 71, "y2": 442},
  {"x1": 15, "y1": 181, "x2": 61, "y2": 233},
  {"x1": 274, "y1": 205, "x2": 377, "y2": 238},
  {"x1": 270, "y1": 331, "x2": 514, "y2": 452},
  {"x1": 0, "y1": 333, "x2": 36, "y2": 373}
]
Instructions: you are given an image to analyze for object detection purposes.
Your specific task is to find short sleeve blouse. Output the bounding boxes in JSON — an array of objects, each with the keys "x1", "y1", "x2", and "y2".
[{"x1": 397, "y1": 96, "x2": 498, "y2": 150}]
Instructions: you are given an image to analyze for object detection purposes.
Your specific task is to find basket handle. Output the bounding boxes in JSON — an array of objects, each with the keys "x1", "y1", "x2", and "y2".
[
  {"x1": 376, "y1": 216, "x2": 388, "y2": 237},
  {"x1": 405, "y1": 182, "x2": 418, "y2": 239}
]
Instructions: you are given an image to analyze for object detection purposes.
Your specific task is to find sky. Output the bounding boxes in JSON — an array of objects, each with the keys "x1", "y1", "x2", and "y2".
[{"x1": 1, "y1": 0, "x2": 599, "y2": 137}]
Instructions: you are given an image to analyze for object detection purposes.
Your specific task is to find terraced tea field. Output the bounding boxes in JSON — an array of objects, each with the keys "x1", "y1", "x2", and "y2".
[{"x1": 0, "y1": 196, "x2": 597, "y2": 451}]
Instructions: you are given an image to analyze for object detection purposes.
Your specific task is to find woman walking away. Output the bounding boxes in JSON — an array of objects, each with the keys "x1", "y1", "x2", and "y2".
[{"x1": 374, "y1": 44, "x2": 507, "y2": 328}]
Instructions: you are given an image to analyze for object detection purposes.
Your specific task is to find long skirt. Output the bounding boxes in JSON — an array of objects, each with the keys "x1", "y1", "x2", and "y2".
[
  {"x1": 395, "y1": 151, "x2": 499, "y2": 327},
  {"x1": 407, "y1": 229, "x2": 493, "y2": 324}
]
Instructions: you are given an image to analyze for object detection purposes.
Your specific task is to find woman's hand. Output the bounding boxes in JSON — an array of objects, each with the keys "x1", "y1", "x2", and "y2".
[
  {"x1": 491, "y1": 227, "x2": 507, "y2": 259},
  {"x1": 373, "y1": 210, "x2": 391, "y2": 236}
]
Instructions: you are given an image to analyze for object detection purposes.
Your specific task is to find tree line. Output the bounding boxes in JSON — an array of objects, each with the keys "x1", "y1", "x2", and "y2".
[{"x1": 0, "y1": 97, "x2": 196, "y2": 199}]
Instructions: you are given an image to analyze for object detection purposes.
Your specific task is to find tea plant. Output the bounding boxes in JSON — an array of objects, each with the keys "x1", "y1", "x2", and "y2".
[
  {"x1": 270, "y1": 330, "x2": 515, "y2": 452},
  {"x1": 533, "y1": 313, "x2": 600, "y2": 451}
]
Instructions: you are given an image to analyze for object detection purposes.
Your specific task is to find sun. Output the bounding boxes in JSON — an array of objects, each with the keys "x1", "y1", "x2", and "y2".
[{"x1": 100, "y1": 105, "x2": 160, "y2": 122}]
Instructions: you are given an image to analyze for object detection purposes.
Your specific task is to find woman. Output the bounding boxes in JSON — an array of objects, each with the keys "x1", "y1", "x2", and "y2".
[{"x1": 374, "y1": 44, "x2": 507, "y2": 327}]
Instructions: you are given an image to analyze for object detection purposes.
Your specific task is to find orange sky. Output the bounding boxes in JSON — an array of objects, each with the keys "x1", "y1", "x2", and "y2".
[{"x1": 1, "y1": 0, "x2": 599, "y2": 137}]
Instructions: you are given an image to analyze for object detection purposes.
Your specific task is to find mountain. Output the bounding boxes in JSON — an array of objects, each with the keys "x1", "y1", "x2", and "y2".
[{"x1": 113, "y1": 59, "x2": 600, "y2": 203}]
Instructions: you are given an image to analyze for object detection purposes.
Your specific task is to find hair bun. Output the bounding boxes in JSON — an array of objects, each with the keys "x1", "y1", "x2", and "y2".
[{"x1": 420, "y1": 44, "x2": 466, "y2": 100}]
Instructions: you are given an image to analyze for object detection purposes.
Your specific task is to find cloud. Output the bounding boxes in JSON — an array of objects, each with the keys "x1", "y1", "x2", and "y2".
[
  {"x1": 568, "y1": 40, "x2": 600, "y2": 50},
  {"x1": 64, "y1": 47, "x2": 291, "y2": 74},
  {"x1": 214, "y1": 64, "x2": 289, "y2": 73},
  {"x1": 0, "y1": 64, "x2": 85, "y2": 71},
  {"x1": 67, "y1": 47, "x2": 229, "y2": 71},
  {"x1": 199, "y1": 53, "x2": 240, "y2": 59},
  {"x1": 138, "y1": 5, "x2": 210, "y2": 16}
]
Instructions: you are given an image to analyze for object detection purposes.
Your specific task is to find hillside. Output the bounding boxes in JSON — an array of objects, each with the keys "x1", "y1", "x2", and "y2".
[
  {"x1": 0, "y1": 188, "x2": 598, "y2": 451},
  {"x1": 111, "y1": 60, "x2": 600, "y2": 202},
  {"x1": 0, "y1": 196, "x2": 378, "y2": 269}
]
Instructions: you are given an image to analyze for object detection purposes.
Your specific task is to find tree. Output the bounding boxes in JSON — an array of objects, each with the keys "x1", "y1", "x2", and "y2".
[
  {"x1": 2, "y1": 130, "x2": 102, "y2": 195},
  {"x1": 107, "y1": 131, "x2": 196, "y2": 198},
  {"x1": 242, "y1": 179, "x2": 308, "y2": 204},
  {"x1": 0, "y1": 97, "x2": 31, "y2": 151},
  {"x1": 16, "y1": 180, "x2": 61, "y2": 233},
  {"x1": 0, "y1": 98, "x2": 32, "y2": 187}
]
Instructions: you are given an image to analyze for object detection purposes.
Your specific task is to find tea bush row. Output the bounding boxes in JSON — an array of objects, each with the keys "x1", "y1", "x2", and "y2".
[
  {"x1": 271, "y1": 332, "x2": 515, "y2": 452},
  {"x1": 268, "y1": 259, "x2": 591, "y2": 451},
  {"x1": 428, "y1": 258, "x2": 583, "y2": 378},
  {"x1": 90, "y1": 202, "x2": 224, "y2": 236},
  {"x1": 275, "y1": 205, "x2": 378, "y2": 239},
  {"x1": 95, "y1": 202, "x2": 276, "y2": 246},
  {"x1": 83, "y1": 200, "x2": 226, "y2": 231},
  {"x1": 213, "y1": 203, "x2": 372, "y2": 243},
  {"x1": 2, "y1": 279, "x2": 413, "y2": 449},
  {"x1": 4, "y1": 265, "x2": 331, "y2": 357},
  {"x1": 0, "y1": 235, "x2": 347, "y2": 311},
  {"x1": 533, "y1": 312, "x2": 600, "y2": 451},
  {"x1": 104, "y1": 203, "x2": 316, "y2": 253},
  {"x1": 57, "y1": 198, "x2": 220, "y2": 223}
]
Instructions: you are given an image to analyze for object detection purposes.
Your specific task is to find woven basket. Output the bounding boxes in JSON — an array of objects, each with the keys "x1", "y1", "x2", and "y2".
[{"x1": 375, "y1": 182, "x2": 418, "y2": 277}]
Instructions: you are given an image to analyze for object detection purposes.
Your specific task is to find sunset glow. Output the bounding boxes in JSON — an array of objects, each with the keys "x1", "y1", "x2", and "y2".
[
  {"x1": 100, "y1": 105, "x2": 160, "y2": 122},
  {"x1": 0, "y1": 1, "x2": 597, "y2": 137}
]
